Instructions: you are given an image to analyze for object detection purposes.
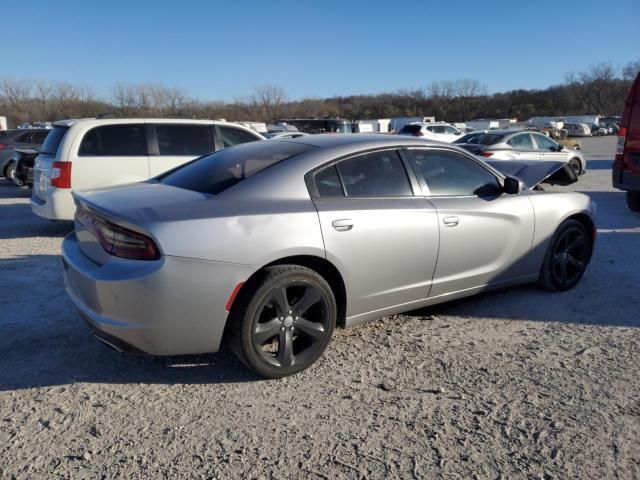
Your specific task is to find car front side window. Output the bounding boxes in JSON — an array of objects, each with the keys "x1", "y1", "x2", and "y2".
[
  {"x1": 533, "y1": 134, "x2": 558, "y2": 150},
  {"x1": 407, "y1": 149, "x2": 501, "y2": 197}
]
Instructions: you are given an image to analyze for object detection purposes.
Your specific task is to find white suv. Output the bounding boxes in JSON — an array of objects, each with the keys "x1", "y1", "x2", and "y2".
[
  {"x1": 397, "y1": 122, "x2": 463, "y2": 142},
  {"x1": 31, "y1": 118, "x2": 264, "y2": 220}
]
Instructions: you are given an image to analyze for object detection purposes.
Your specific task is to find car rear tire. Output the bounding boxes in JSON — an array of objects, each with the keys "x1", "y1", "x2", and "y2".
[
  {"x1": 229, "y1": 265, "x2": 336, "y2": 378},
  {"x1": 569, "y1": 158, "x2": 582, "y2": 176},
  {"x1": 4, "y1": 162, "x2": 16, "y2": 181},
  {"x1": 627, "y1": 191, "x2": 640, "y2": 212},
  {"x1": 537, "y1": 219, "x2": 592, "y2": 292}
]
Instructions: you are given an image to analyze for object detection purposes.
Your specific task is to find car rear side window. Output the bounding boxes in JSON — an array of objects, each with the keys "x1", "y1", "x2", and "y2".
[
  {"x1": 39, "y1": 126, "x2": 69, "y2": 156},
  {"x1": 408, "y1": 149, "x2": 500, "y2": 197},
  {"x1": 30, "y1": 131, "x2": 50, "y2": 144},
  {"x1": 314, "y1": 165, "x2": 344, "y2": 197},
  {"x1": 336, "y1": 150, "x2": 412, "y2": 197},
  {"x1": 155, "y1": 124, "x2": 214, "y2": 156},
  {"x1": 160, "y1": 141, "x2": 314, "y2": 195},
  {"x1": 79, "y1": 124, "x2": 147, "y2": 156},
  {"x1": 508, "y1": 133, "x2": 533, "y2": 149},
  {"x1": 218, "y1": 126, "x2": 260, "y2": 148}
]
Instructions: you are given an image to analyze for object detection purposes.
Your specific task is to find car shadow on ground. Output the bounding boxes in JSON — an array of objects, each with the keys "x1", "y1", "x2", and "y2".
[
  {"x1": 0, "y1": 254, "x2": 262, "y2": 391},
  {"x1": 0, "y1": 202, "x2": 72, "y2": 239},
  {"x1": 586, "y1": 159, "x2": 613, "y2": 170}
]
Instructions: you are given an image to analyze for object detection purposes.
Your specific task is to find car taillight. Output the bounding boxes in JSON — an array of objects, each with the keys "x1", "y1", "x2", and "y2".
[
  {"x1": 0, "y1": 144, "x2": 7, "y2": 150},
  {"x1": 481, "y1": 151, "x2": 494, "y2": 157},
  {"x1": 51, "y1": 161, "x2": 72, "y2": 188},
  {"x1": 75, "y1": 207, "x2": 160, "y2": 260},
  {"x1": 614, "y1": 127, "x2": 627, "y2": 167}
]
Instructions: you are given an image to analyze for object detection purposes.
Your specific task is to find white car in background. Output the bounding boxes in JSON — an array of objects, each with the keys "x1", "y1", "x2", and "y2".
[
  {"x1": 32, "y1": 118, "x2": 264, "y2": 220},
  {"x1": 397, "y1": 122, "x2": 463, "y2": 142}
]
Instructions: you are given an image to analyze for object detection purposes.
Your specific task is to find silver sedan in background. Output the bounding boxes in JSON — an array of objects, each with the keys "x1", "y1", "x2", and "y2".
[
  {"x1": 454, "y1": 129, "x2": 587, "y2": 175},
  {"x1": 62, "y1": 135, "x2": 596, "y2": 378}
]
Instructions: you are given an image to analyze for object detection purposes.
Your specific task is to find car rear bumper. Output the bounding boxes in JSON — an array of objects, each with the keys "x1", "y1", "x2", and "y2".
[
  {"x1": 612, "y1": 166, "x2": 640, "y2": 191},
  {"x1": 31, "y1": 188, "x2": 76, "y2": 220},
  {"x1": 62, "y1": 232, "x2": 256, "y2": 356}
]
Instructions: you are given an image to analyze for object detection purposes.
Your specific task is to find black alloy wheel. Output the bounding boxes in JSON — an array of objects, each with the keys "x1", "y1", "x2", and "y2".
[
  {"x1": 538, "y1": 219, "x2": 592, "y2": 291},
  {"x1": 230, "y1": 265, "x2": 336, "y2": 378}
]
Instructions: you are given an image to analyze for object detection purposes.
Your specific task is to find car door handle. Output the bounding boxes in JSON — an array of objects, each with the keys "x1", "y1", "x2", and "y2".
[
  {"x1": 332, "y1": 219, "x2": 353, "y2": 231},
  {"x1": 443, "y1": 216, "x2": 459, "y2": 227}
]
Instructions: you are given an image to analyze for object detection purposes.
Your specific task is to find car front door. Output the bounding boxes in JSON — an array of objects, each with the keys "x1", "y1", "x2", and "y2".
[
  {"x1": 310, "y1": 149, "x2": 439, "y2": 317},
  {"x1": 532, "y1": 133, "x2": 565, "y2": 162},
  {"x1": 406, "y1": 148, "x2": 535, "y2": 297},
  {"x1": 506, "y1": 133, "x2": 540, "y2": 161}
]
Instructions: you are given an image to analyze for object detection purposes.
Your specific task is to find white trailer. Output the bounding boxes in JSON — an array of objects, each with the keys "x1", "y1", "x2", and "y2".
[
  {"x1": 0, "y1": 116, "x2": 7, "y2": 131},
  {"x1": 353, "y1": 118, "x2": 391, "y2": 133}
]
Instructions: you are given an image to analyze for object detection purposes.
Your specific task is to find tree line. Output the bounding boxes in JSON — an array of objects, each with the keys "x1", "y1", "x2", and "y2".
[{"x1": 1, "y1": 60, "x2": 638, "y2": 128}]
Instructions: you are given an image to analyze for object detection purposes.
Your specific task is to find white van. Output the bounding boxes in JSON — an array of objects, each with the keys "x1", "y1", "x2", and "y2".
[{"x1": 31, "y1": 118, "x2": 264, "y2": 220}]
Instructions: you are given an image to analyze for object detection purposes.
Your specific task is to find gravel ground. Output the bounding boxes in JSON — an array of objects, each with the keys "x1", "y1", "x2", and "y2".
[{"x1": 1, "y1": 136, "x2": 638, "y2": 479}]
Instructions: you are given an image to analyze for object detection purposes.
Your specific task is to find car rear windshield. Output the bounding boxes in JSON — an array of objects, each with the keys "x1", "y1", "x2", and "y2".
[
  {"x1": 454, "y1": 132, "x2": 505, "y2": 145},
  {"x1": 399, "y1": 125, "x2": 422, "y2": 134},
  {"x1": 160, "y1": 141, "x2": 314, "y2": 195},
  {"x1": 39, "y1": 126, "x2": 69, "y2": 156}
]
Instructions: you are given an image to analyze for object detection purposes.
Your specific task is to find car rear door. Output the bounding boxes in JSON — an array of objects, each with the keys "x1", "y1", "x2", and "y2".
[
  {"x1": 148, "y1": 123, "x2": 217, "y2": 177},
  {"x1": 70, "y1": 122, "x2": 149, "y2": 189},
  {"x1": 405, "y1": 148, "x2": 535, "y2": 297},
  {"x1": 310, "y1": 149, "x2": 439, "y2": 317}
]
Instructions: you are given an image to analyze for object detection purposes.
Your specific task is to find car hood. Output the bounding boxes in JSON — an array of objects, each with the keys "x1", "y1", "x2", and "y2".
[{"x1": 485, "y1": 160, "x2": 578, "y2": 189}]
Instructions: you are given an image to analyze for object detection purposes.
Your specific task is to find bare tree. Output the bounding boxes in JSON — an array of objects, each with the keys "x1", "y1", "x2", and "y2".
[
  {"x1": 623, "y1": 60, "x2": 640, "y2": 81},
  {"x1": 34, "y1": 79, "x2": 53, "y2": 117},
  {"x1": 253, "y1": 84, "x2": 288, "y2": 122}
]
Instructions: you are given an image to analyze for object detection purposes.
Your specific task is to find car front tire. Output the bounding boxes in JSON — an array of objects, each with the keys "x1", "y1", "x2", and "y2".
[
  {"x1": 537, "y1": 219, "x2": 592, "y2": 291},
  {"x1": 229, "y1": 265, "x2": 337, "y2": 378},
  {"x1": 627, "y1": 191, "x2": 640, "y2": 212}
]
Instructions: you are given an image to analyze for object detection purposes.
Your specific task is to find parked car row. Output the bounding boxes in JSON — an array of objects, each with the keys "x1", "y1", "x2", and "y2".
[{"x1": 0, "y1": 128, "x2": 49, "y2": 180}]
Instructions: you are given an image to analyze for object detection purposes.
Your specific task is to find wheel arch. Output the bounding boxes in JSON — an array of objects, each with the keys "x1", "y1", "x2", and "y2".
[{"x1": 222, "y1": 254, "x2": 348, "y2": 347}]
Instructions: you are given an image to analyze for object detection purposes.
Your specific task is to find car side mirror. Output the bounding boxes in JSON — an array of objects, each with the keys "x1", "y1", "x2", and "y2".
[{"x1": 503, "y1": 176, "x2": 522, "y2": 194}]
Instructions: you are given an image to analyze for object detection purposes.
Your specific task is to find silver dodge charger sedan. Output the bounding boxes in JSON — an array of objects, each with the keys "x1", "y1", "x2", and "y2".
[{"x1": 62, "y1": 135, "x2": 596, "y2": 378}]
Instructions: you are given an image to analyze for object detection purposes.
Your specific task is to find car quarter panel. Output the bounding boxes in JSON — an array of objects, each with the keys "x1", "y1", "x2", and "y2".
[
  {"x1": 525, "y1": 191, "x2": 596, "y2": 272},
  {"x1": 62, "y1": 232, "x2": 256, "y2": 355}
]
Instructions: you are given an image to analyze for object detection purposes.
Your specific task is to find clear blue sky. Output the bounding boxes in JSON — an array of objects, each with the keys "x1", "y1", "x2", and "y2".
[{"x1": 4, "y1": 0, "x2": 639, "y2": 101}]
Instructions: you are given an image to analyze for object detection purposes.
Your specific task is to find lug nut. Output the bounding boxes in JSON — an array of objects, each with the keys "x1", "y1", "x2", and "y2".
[{"x1": 281, "y1": 326, "x2": 285, "y2": 331}]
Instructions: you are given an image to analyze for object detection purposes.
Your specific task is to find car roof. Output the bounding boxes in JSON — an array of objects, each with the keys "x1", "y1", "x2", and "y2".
[
  {"x1": 268, "y1": 133, "x2": 455, "y2": 150},
  {"x1": 464, "y1": 129, "x2": 526, "y2": 135},
  {"x1": 51, "y1": 118, "x2": 260, "y2": 129}
]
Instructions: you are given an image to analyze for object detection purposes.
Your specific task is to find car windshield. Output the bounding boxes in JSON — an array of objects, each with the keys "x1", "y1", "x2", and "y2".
[
  {"x1": 454, "y1": 132, "x2": 505, "y2": 145},
  {"x1": 160, "y1": 141, "x2": 315, "y2": 195}
]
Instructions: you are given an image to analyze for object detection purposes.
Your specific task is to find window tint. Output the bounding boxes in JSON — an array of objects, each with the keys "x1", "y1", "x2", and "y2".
[
  {"x1": 408, "y1": 149, "x2": 500, "y2": 197},
  {"x1": 15, "y1": 132, "x2": 32, "y2": 143},
  {"x1": 155, "y1": 124, "x2": 214, "y2": 156},
  {"x1": 337, "y1": 150, "x2": 412, "y2": 197},
  {"x1": 40, "y1": 126, "x2": 68, "y2": 156},
  {"x1": 399, "y1": 124, "x2": 422, "y2": 134},
  {"x1": 533, "y1": 133, "x2": 557, "y2": 150},
  {"x1": 444, "y1": 126, "x2": 459, "y2": 134},
  {"x1": 161, "y1": 141, "x2": 313, "y2": 195},
  {"x1": 79, "y1": 124, "x2": 147, "y2": 156},
  {"x1": 219, "y1": 126, "x2": 260, "y2": 148},
  {"x1": 454, "y1": 132, "x2": 506, "y2": 145},
  {"x1": 507, "y1": 133, "x2": 533, "y2": 149},
  {"x1": 314, "y1": 165, "x2": 343, "y2": 197},
  {"x1": 30, "y1": 131, "x2": 50, "y2": 144}
]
